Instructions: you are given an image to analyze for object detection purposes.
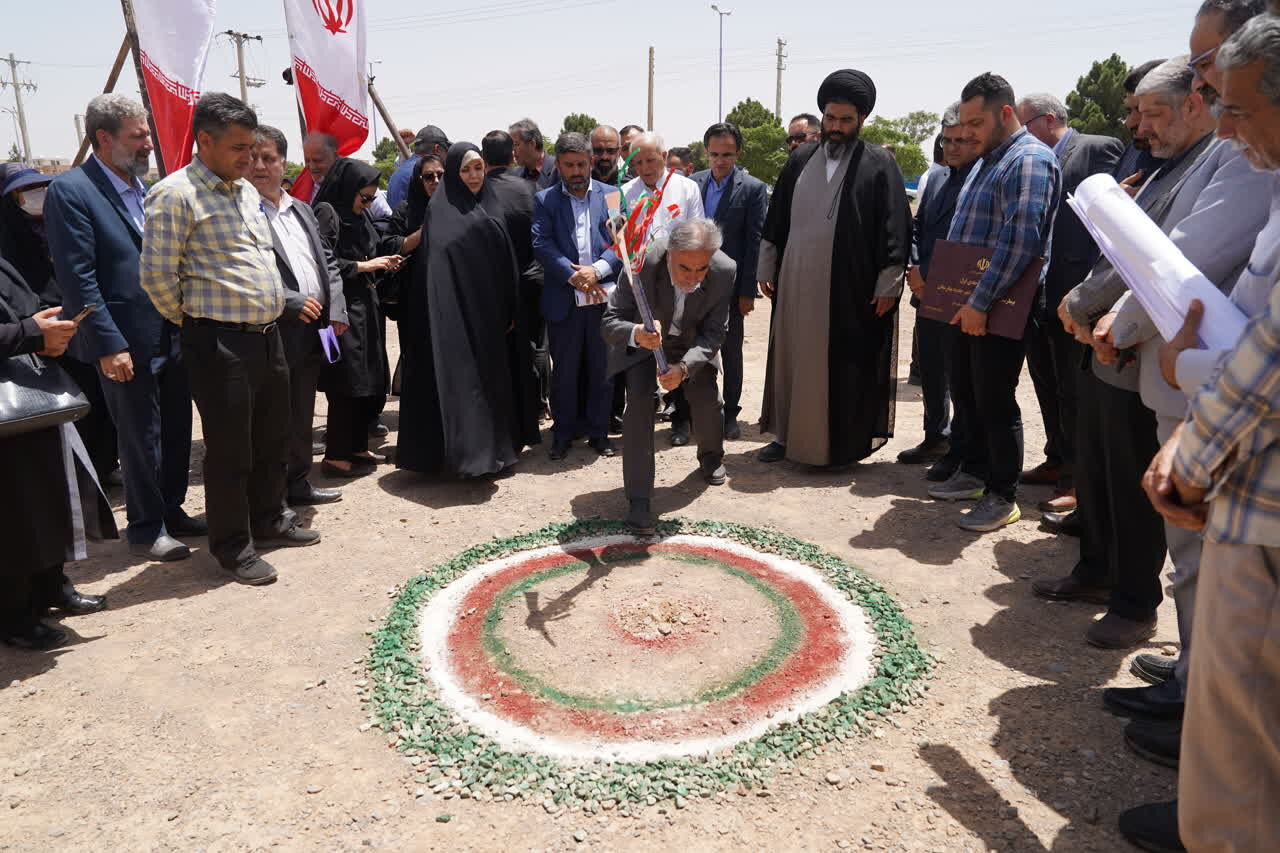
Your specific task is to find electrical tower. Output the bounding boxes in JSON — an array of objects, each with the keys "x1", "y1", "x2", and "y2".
[
  {"x1": 223, "y1": 31, "x2": 265, "y2": 104},
  {"x1": 1, "y1": 54, "x2": 36, "y2": 162}
]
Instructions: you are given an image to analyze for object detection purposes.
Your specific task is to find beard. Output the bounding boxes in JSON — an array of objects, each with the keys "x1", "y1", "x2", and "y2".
[
  {"x1": 563, "y1": 175, "x2": 590, "y2": 193},
  {"x1": 112, "y1": 147, "x2": 150, "y2": 178},
  {"x1": 821, "y1": 126, "x2": 859, "y2": 158},
  {"x1": 592, "y1": 161, "x2": 618, "y2": 183}
]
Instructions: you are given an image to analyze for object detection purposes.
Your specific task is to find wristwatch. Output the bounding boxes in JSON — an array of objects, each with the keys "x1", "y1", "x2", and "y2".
[{"x1": 678, "y1": 362, "x2": 690, "y2": 381}]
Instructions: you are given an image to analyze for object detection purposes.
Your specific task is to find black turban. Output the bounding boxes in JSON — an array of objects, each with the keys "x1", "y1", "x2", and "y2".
[{"x1": 817, "y1": 69, "x2": 877, "y2": 116}]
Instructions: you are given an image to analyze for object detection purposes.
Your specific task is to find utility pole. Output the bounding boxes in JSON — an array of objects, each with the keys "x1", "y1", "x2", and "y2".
[
  {"x1": 367, "y1": 61, "x2": 382, "y2": 142},
  {"x1": 646, "y1": 47, "x2": 655, "y2": 131},
  {"x1": 1, "y1": 53, "x2": 36, "y2": 163},
  {"x1": 223, "y1": 30, "x2": 264, "y2": 104},
  {"x1": 74, "y1": 113, "x2": 85, "y2": 146},
  {"x1": 710, "y1": 5, "x2": 732, "y2": 121},
  {"x1": 775, "y1": 38, "x2": 787, "y2": 122}
]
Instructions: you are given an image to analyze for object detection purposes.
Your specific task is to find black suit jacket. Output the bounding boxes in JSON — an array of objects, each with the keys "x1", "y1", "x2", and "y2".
[
  {"x1": 601, "y1": 239, "x2": 736, "y2": 379},
  {"x1": 1043, "y1": 131, "x2": 1124, "y2": 308},
  {"x1": 690, "y1": 166, "x2": 768, "y2": 301},
  {"x1": 483, "y1": 170, "x2": 537, "y2": 274},
  {"x1": 265, "y1": 196, "x2": 348, "y2": 359}
]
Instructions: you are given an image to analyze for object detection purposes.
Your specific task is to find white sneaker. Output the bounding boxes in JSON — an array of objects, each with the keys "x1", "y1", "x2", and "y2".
[
  {"x1": 958, "y1": 495, "x2": 1021, "y2": 532},
  {"x1": 927, "y1": 471, "x2": 987, "y2": 501}
]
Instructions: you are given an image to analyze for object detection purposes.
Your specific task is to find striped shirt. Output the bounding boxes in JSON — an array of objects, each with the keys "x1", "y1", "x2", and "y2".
[
  {"x1": 1174, "y1": 265, "x2": 1280, "y2": 547},
  {"x1": 141, "y1": 157, "x2": 284, "y2": 325},
  {"x1": 947, "y1": 127, "x2": 1061, "y2": 312}
]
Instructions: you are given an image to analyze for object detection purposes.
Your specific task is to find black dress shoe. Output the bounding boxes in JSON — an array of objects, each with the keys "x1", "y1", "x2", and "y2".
[
  {"x1": 2, "y1": 621, "x2": 68, "y2": 651},
  {"x1": 1117, "y1": 801, "x2": 1184, "y2": 852},
  {"x1": 758, "y1": 441, "x2": 787, "y2": 463},
  {"x1": 287, "y1": 486, "x2": 343, "y2": 506},
  {"x1": 549, "y1": 439, "x2": 570, "y2": 461},
  {"x1": 368, "y1": 421, "x2": 389, "y2": 438},
  {"x1": 609, "y1": 415, "x2": 624, "y2": 435},
  {"x1": 52, "y1": 584, "x2": 107, "y2": 616},
  {"x1": 254, "y1": 525, "x2": 322, "y2": 548},
  {"x1": 925, "y1": 457, "x2": 959, "y2": 482},
  {"x1": 627, "y1": 500, "x2": 656, "y2": 535},
  {"x1": 312, "y1": 442, "x2": 326, "y2": 457},
  {"x1": 589, "y1": 437, "x2": 616, "y2": 457},
  {"x1": 165, "y1": 512, "x2": 209, "y2": 537},
  {"x1": 1132, "y1": 653, "x2": 1177, "y2": 685},
  {"x1": 1031, "y1": 573, "x2": 1111, "y2": 604},
  {"x1": 702, "y1": 463, "x2": 727, "y2": 485},
  {"x1": 129, "y1": 534, "x2": 191, "y2": 562},
  {"x1": 669, "y1": 422, "x2": 690, "y2": 447},
  {"x1": 897, "y1": 435, "x2": 950, "y2": 464},
  {"x1": 1125, "y1": 720, "x2": 1181, "y2": 769},
  {"x1": 1104, "y1": 679, "x2": 1184, "y2": 722},
  {"x1": 724, "y1": 419, "x2": 742, "y2": 440},
  {"x1": 1041, "y1": 509, "x2": 1082, "y2": 537}
]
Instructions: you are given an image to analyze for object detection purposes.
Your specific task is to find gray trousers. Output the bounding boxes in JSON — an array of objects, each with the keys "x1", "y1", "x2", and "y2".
[
  {"x1": 1158, "y1": 413, "x2": 1202, "y2": 695},
  {"x1": 1179, "y1": 540, "x2": 1280, "y2": 852},
  {"x1": 621, "y1": 356, "x2": 723, "y2": 503}
]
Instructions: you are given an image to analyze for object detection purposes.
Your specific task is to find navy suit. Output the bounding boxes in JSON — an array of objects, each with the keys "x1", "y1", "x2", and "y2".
[
  {"x1": 532, "y1": 179, "x2": 622, "y2": 442},
  {"x1": 691, "y1": 166, "x2": 767, "y2": 422},
  {"x1": 44, "y1": 156, "x2": 192, "y2": 545}
]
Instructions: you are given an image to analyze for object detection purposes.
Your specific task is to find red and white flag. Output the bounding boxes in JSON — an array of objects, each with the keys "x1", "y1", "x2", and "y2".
[
  {"x1": 131, "y1": 0, "x2": 218, "y2": 173},
  {"x1": 284, "y1": 0, "x2": 369, "y2": 157}
]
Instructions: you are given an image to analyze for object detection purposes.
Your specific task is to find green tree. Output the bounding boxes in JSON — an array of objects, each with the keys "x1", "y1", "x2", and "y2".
[
  {"x1": 559, "y1": 113, "x2": 598, "y2": 137},
  {"x1": 738, "y1": 124, "x2": 788, "y2": 186},
  {"x1": 284, "y1": 161, "x2": 303, "y2": 180},
  {"x1": 861, "y1": 118, "x2": 929, "y2": 179},
  {"x1": 6, "y1": 143, "x2": 20, "y2": 162},
  {"x1": 890, "y1": 110, "x2": 941, "y2": 145},
  {"x1": 725, "y1": 98, "x2": 777, "y2": 130},
  {"x1": 1066, "y1": 53, "x2": 1130, "y2": 142},
  {"x1": 685, "y1": 140, "x2": 709, "y2": 172},
  {"x1": 372, "y1": 136, "x2": 398, "y2": 161}
]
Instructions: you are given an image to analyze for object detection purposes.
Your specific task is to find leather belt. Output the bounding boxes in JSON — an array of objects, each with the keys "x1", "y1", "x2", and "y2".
[{"x1": 184, "y1": 315, "x2": 279, "y2": 334}]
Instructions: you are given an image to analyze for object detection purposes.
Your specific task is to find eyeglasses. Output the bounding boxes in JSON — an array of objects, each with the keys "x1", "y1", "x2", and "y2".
[
  {"x1": 592, "y1": 146, "x2": 619, "y2": 156},
  {"x1": 1187, "y1": 44, "x2": 1219, "y2": 79},
  {"x1": 1022, "y1": 113, "x2": 1049, "y2": 126},
  {"x1": 421, "y1": 173, "x2": 442, "y2": 182},
  {"x1": 358, "y1": 192, "x2": 376, "y2": 203}
]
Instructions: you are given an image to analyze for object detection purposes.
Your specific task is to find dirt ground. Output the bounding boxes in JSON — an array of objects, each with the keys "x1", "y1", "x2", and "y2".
[{"x1": 0, "y1": 301, "x2": 1179, "y2": 852}]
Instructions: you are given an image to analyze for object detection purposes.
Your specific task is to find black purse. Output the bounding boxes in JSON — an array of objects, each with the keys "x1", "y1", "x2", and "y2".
[{"x1": 0, "y1": 351, "x2": 90, "y2": 438}]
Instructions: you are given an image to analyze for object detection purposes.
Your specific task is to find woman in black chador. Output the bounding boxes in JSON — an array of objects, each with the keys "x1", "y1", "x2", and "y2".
[{"x1": 396, "y1": 142, "x2": 538, "y2": 477}]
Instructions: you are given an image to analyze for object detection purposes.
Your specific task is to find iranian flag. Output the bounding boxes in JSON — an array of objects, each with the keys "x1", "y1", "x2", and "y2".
[
  {"x1": 284, "y1": 0, "x2": 369, "y2": 159},
  {"x1": 131, "y1": 0, "x2": 218, "y2": 173}
]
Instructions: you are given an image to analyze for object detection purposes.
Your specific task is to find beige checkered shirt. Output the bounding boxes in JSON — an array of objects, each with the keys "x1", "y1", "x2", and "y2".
[{"x1": 141, "y1": 157, "x2": 284, "y2": 325}]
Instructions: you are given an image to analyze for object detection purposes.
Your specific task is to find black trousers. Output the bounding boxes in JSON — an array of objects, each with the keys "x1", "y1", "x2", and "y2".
[
  {"x1": 285, "y1": 333, "x2": 324, "y2": 495},
  {"x1": 1026, "y1": 313, "x2": 1084, "y2": 488},
  {"x1": 548, "y1": 303, "x2": 611, "y2": 442},
  {"x1": 1071, "y1": 368, "x2": 1167, "y2": 620},
  {"x1": 0, "y1": 564, "x2": 64, "y2": 634},
  {"x1": 522, "y1": 276, "x2": 550, "y2": 412},
  {"x1": 182, "y1": 323, "x2": 292, "y2": 570},
  {"x1": 326, "y1": 394, "x2": 380, "y2": 459},
  {"x1": 949, "y1": 330, "x2": 1026, "y2": 502},
  {"x1": 916, "y1": 315, "x2": 953, "y2": 440},
  {"x1": 722, "y1": 305, "x2": 746, "y2": 422}
]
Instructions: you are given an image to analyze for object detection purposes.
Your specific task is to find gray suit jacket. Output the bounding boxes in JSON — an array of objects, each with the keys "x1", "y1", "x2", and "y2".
[{"x1": 601, "y1": 239, "x2": 736, "y2": 380}]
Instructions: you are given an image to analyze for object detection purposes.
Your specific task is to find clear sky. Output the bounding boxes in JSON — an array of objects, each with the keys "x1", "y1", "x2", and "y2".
[{"x1": 6, "y1": 0, "x2": 1200, "y2": 166}]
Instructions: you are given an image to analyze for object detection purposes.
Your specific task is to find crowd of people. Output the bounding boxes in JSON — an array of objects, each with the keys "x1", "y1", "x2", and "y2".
[{"x1": 3, "y1": 0, "x2": 1280, "y2": 847}]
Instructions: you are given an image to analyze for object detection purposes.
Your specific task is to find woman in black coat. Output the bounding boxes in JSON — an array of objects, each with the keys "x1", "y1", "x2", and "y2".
[
  {"x1": 0, "y1": 260, "x2": 117, "y2": 651},
  {"x1": 312, "y1": 158, "x2": 419, "y2": 476}
]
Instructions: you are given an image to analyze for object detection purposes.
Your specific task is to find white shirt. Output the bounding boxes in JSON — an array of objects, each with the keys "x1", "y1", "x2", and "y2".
[
  {"x1": 622, "y1": 171, "x2": 705, "y2": 240},
  {"x1": 563, "y1": 184, "x2": 614, "y2": 306},
  {"x1": 262, "y1": 192, "x2": 326, "y2": 305}
]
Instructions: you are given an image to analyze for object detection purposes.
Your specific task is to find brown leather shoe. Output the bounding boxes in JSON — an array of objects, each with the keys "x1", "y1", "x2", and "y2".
[
  {"x1": 1087, "y1": 612, "x2": 1158, "y2": 649},
  {"x1": 1038, "y1": 487, "x2": 1077, "y2": 513},
  {"x1": 1032, "y1": 574, "x2": 1111, "y2": 605},
  {"x1": 1020, "y1": 461, "x2": 1061, "y2": 485}
]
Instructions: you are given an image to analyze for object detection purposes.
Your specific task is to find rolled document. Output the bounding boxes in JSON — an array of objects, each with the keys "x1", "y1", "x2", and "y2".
[{"x1": 1067, "y1": 173, "x2": 1248, "y2": 351}]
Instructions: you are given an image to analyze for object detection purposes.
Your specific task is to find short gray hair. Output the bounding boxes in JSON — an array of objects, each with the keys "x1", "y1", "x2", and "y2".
[
  {"x1": 303, "y1": 131, "x2": 338, "y2": 155},
  {"x1": 1197, "y1": 0, "x2": 1266, "y2": 36},
  {"x1": 84, "y1": 94, "x2": 146, "y2": 150},
  {"x1": 941, "y1": 101, "x2": 962, "y2": 128},
  {"x1": 1218, "y1": 13, "x2": 1280, "y2": 103},
  {"x1": 509, "y1": 118, "x2": 543, "y2": 151},
  {"x1": 255, "y1": 125, "x2": 288, "y2": 159},
  {"x1": 630, "y1": 131, "x2": 665, "y2": 154},
  {"x1": 668, "y1": 218, "x2": 723, "y2": 253},
  {"x1": 1017, "y1": 92, "x2": 1069, "y2": 122},
  {"x1": 553, "y1": 132, "x2": 589, "y2": 158},
  {"x1": 1135, "y1": 56, "x2": 1196, "y2": 106}
]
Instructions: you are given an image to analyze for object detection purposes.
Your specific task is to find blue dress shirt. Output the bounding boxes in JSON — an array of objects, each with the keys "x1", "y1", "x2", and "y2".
[{"x1": 93, "y1": 153, "x2": 145, "y2": 230}]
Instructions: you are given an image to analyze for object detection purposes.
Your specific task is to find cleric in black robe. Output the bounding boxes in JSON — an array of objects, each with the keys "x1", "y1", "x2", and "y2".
[
  {"x1": 396, "y1": 142, "x2": 537, "y2": 478},
  {"x1": 756, "y1": 69, "x2": 912, "y2": 468}
]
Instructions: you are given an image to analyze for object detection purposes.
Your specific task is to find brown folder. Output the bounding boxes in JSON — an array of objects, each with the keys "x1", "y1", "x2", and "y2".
[{"x1": 918, "y1": 240, "x2": 1043, "y2": 341}]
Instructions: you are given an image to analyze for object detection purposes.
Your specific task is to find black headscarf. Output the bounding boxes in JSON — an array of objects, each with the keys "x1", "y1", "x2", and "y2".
[
  {"x1": 0, "y1": 190, "x2": 57, "y2": 308},
  {"x1": 818, "y1": 69, "x2": 877, "y2": 116},
  {"x1": 312, "y1": 157, "x2": 382, "y2": 223},
  {"x1": 403, "y1": 156, "x2": 431, "y2": 233}
]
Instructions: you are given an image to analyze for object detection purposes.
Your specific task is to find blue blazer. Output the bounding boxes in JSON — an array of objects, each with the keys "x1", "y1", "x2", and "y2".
[
  {"x1": 691, "y1": 166, "x2": 768, "y2": 301},
  {"x1": 532, "y1": 179, "x2": 623, "y2": 324},
  {"x1": 44, "y1": 157, "x2": 167, "y2": 366}
]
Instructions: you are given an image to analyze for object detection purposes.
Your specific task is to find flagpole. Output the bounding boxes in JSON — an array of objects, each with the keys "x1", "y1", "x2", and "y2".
[{"x1": 119, "y1": 0, "x2": 166, "y2": 177}]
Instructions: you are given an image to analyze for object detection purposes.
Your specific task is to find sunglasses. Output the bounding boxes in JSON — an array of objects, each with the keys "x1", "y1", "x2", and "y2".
[
  {"x1": 422, "y1": 173, "x2": 442, "y2": 182},
  {"x1": 786, "y1": 134, "x2": 810, "y2": 144},
  {"x1": 592, "y1": 146, "x2": 619, "y2": 156},
  {"x1": 358, "y1": 192, "x2": 376, "y2": 204}
]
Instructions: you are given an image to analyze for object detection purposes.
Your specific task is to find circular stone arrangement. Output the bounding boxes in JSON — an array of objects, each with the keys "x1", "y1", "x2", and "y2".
[{"x1": 367, "y1": 519, "x2": 930, "y2": 807}]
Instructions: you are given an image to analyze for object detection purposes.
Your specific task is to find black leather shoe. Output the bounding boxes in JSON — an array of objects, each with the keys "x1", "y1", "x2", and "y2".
[
  {"x1": 1132, "y1": 653, "x2": 1178, "y2": 685},
  {"x1": 129, "y1": 534, "x2": 191, "y2": 562},
  {"x1": 287, "y1": 486, "x2": 343, "y2": 506},
  {"x1": 312, "y1": 442, "x2": 326, "y2": 457},
  {"x1": 1088, "y1": 611, "x2": 1158, "y2": 650},
  {"x1": 1117, "y1": 801, "x2": 1184, "y2": 852},
  {"x1": 368, "y1": 421, "x2": 389, "y2": 438},
  {"x1": 758, "y1": 441, "x2": 786, "y2": 463},
  {"x1": 627, "y1": 500, "x2": 657, "y2": 535},
  {"x1": 702, "y1": 463, "x2": 727, "y2": 486},
  {"x1": 609, "y1": 415, "x2": 624, "y2": 435},
  {"x1": 589, "y1": 437, "x2": 616, "y2": 457},
  {"x1": 670, "y1": 422, "x2": 690, "y2": 447},
  {"x1": 165, "y1": 512, "x2": 208, "y2": 537},
  {"x1": 1125, "y1": 720, "x2": 1181, "y2": 769},
  {"x1": 2, "y1": 622, "x2": 68, "y2": 651},
  {"x1": 724, "y1": 419, "x2": 742, "y2": 440},
  {"x1": 925, "y1": 458, "x2": 959, "y2": 482},
  {"x1": 549, "y1": 440, "x2": 570, "y2": 461},
  {"x1": 52, "y1": 584, "x2": 106, "y2": 616},
  {"x1": 1031, "y1": 574, "x2": 1111, "y2": 604},
  {"x1": 1104, "y1": 679, "x2": 1184, "y2": 722},
  {"x1": 254, "y1": 525, "x2": 322, "y2": 548},
  {"x1": 1041, "y1": 509, "x2": 1083, "y2": 537},
  {"x1": 897, "y1": 436, "x2": 950, "y2": 464}
]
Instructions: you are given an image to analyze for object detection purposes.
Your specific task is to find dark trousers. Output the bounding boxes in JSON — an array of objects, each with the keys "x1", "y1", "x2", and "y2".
[
  {"x1": 181, "y1": 323, "x2": 292, "y2": 569},
  {"x1": 326, "y1": 394, "x2": 380, "y2": 459},
  {"x1": 60, "y1": 356, "x2": 117, "y2": 480},
  {"x1": 1026, "y1": 313, "x2": 1083, "y2": 488},
  {"x1": 522, "y1": 277, "x2": 550, "y2": 412},
  {"x1": 548, "y1": 304, "x2": 611, "y2": 442},
  {"x1": 285, "y1": 333, "x2": 324, "y2": 495},
  {"x1": 1072, "y1": 369, "x2": 1167, "y2": 620},
  {"x1": 0, "y1": 564, "x2": 64, "y2": 634},
  {"x1": 917, "y1": 315, "x2": 953, "y2": 440},
  {"x1": 949, "y1": 330, "x2": 1025, "y2": 502},
  {"x1": 621, "y1": 357, "x2": 724, "y2": 502},
  {"x1": 722, "y1": 306, "x2": 746, "y2": 422},
  {"x1": 99, "y1": 326, "x2": 192, "y2": 545}
]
